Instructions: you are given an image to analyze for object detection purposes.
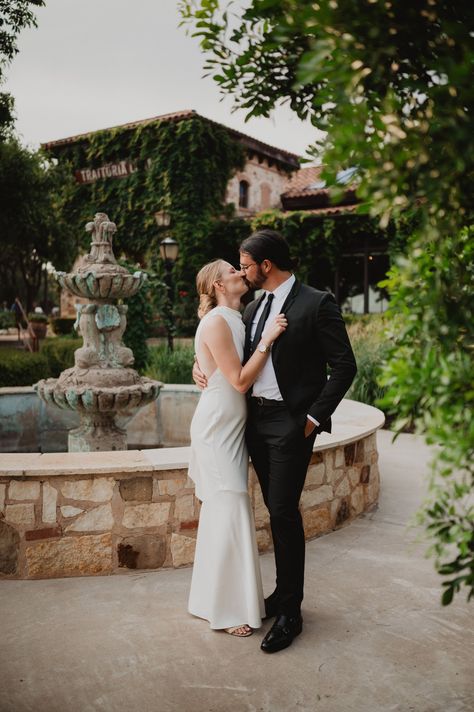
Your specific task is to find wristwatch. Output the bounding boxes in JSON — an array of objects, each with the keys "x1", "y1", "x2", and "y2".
[{"x1": 258, "y1": 341, "x2": 271, "y2": 354}]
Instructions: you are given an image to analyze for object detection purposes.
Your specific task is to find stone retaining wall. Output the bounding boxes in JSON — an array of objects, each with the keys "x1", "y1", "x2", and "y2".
[{"x1": 0, "y1": 432, "x2": 380, "y2": 579}]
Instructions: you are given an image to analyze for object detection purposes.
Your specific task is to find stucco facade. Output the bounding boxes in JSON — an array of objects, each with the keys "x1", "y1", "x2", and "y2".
[{"x1": 226, "y1": 154, "x2": 293, "y2": 216}]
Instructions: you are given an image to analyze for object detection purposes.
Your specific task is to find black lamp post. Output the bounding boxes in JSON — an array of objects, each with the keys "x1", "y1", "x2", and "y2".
[{"x1": 155, "y1": 212, "x2": 179, "y2": 350}]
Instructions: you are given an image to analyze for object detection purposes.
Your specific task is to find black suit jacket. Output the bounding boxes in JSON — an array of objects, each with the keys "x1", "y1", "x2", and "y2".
[{"x1": 243, "y1": 280, "x2": 357, "y2": 434}]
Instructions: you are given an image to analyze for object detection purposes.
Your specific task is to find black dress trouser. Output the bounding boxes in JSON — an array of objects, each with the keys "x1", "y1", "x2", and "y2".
[{"x1": 245, "y1": 399, "x2": 317, "y2": 617}]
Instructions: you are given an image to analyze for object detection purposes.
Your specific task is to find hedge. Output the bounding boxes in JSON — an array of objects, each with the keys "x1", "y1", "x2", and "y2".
[
  {"x1": 0, "y1": 348, "x2": 50, "y2": 387},
  {"x1": 0, "y1": 338, "x2": 81, "y2": 387}
]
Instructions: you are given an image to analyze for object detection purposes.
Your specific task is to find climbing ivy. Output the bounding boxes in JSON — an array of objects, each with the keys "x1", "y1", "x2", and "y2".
[{"x1": 49, "y1": 115, "x2": 246, "y2": 328}]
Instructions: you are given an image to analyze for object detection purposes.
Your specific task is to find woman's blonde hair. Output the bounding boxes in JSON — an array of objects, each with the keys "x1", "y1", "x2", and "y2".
[{"x1": 196, "y1": 259, "x2": 226, "y2": 319}]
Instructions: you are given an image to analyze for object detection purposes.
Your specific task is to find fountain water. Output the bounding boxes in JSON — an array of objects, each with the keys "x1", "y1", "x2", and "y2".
[{"x1": 35, "y1": 212, "x2": 161, "y2": 451}]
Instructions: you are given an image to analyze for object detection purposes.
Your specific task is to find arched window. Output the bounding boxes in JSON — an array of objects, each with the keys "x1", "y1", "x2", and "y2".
[{"x1": 239, "y1": 180, "x2": 249, "y2": 208}]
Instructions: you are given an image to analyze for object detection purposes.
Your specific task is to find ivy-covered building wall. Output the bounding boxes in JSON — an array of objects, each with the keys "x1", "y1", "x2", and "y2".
[{"x1": 43, "y1": 110, "x2": 301, "y2": 332}]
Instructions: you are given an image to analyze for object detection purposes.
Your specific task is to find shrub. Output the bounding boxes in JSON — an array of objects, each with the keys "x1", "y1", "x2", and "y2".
[
  {"x1": 51, "y1": 317, "x2": 76, "y2": 336},
  {"x1": 144, "y1": 344, "x2": 194, "y2": 384},
  {"x1": 346, "y1": 315, "x2": 389, "y2": 411},
  {"x1": 379, "y1": 226, "x2": 474, "y2": 604},
  {"x1": 28, "y1": 312, "x2": 48, "y2": 323},
  {"x1": 0, "y1": 348, "x2": 50, "y2": 387},
  {"x1": 40, "y1": 337, "x2": 81, "y2": 377},
  {"x1": 0, "y1": 311, "x2": 15, "y2": 330}
]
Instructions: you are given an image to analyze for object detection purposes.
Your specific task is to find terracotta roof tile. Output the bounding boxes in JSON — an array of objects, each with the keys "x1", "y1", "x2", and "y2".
[
  {"x1": 41, "y1": 110, "x2": 197, "y2": 149},
  {"x1": 282, "y1": 165, "x2": 330, "y2": 197},
  {"x1": 41, "y1": 110, "x2": 300, "y2": 168}
]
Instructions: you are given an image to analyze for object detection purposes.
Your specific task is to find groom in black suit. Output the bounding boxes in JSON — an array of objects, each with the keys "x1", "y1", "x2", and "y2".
[{"x1": 239, "y1": 229, "x2": 357, "y2": 653}]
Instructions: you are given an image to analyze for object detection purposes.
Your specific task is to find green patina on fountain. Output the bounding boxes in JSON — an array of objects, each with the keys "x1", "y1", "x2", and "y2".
[{"x1": 35, "y1": 212, "x2": 162, "y2": 452}]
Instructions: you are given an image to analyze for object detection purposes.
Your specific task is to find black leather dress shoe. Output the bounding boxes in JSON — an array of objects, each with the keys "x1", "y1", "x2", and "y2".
[{"x1": 260, "y1": 614, "x2": 303, "y2": 653}]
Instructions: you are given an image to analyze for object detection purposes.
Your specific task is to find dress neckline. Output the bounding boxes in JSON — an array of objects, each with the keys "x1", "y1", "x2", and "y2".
[{"x1": 210, "y1": 305, "x2": 242, "y2": 319}]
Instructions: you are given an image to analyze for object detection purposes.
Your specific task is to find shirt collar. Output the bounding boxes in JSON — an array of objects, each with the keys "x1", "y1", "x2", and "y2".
[{"x1": 266, "y1": 274, "x2": 295, "y2": 301}]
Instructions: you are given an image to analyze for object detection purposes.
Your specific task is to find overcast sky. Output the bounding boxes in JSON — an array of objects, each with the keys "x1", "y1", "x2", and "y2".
[{"x1": 4, "y1": 0, "x2": 322, "y2": 158}]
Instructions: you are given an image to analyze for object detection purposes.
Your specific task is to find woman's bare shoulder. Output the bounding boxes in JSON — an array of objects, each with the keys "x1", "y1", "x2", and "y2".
[{"x1": 200, "y1": 313, "x2": 231, "y2": 339}]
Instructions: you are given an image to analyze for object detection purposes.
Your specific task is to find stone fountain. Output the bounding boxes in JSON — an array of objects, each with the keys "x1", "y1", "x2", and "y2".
[{"x1": 35, "y1": 212, "x2": 161, "y2": 452}]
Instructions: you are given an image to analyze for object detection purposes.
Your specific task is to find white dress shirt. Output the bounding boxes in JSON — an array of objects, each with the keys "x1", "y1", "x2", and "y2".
[{"x1": 250, "y1": 274, "x2": 319, "y2": 426}]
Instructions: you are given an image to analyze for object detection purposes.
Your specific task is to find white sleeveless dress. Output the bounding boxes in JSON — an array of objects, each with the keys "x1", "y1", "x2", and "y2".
[{"x1": 188, "y1": 306, "x2": 264, "y2": 629}]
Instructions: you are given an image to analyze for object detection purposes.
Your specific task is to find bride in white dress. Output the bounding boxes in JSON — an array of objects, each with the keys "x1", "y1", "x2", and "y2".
[{"x1": 188, "y1": 259, "x2": 287, "y2": 637}]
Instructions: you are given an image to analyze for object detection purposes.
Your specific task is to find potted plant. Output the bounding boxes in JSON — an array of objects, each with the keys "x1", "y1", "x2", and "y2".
[{"x1": 28, "y1": 312, "x2": 48, "y2": 340}]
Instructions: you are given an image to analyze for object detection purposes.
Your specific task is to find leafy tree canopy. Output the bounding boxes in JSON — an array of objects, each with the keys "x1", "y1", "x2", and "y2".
[
  {"x1": 0, "y1": 0, "x2": 44, "y2": 139},
  {"x1": 180, "y1": 0, "x2": 473, "y2": 231},
  {"x1": 0, "y1": 138, "x2": 76, "y2": 309}
]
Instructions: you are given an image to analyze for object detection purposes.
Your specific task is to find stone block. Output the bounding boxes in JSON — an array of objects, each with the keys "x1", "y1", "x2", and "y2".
[
  {"x1": 365, "y1": 471, "x2": 380, "y2": 506},
  {"x1": 26, "y1": 533, "x2": 112, "y2": 578},
  {"x1": 348, "y1": 467, "x2": 361, "y2": 488},
  {"x1": 170, "y1": 532, "x2": 196, "y2": 567},
  {"x1": 119, "y1": 477, "x2": 152, "y2": 502},
  {"x1": 351, "y1": 486, "x2": 365, "y2": 515},
  {"x1": 326, "y1": 459, "x2": 344, "y2": 485},
  {"x1": 180, "y1": 520, "x2": 199, "y2": 531},
  {"x1": 302, "y1": 507, "x2": 331, "y2": 538},
  {"x1": 0, "y1": 483, "x2": 5, "y2": 513},
  {"x1": 334, "y1": 447, "x2": 345, "y2": 468},
  {"x1": 154, "y1": 478, "x2": 183, "y2": 497},
  {"x1": 0, "y1": 520, "x2": 20, "y2": 575},
  {"x1": 175, "y1": 494, "x2": 195, "y2": 522},
  {"x1": 9, "y1": 480, "x2": 40, "y2": 500},
  {"x1": 360, "y1": 465, "x2": 371, "y2": 484},
  {"x1": 65, "y1": 504, "x2": 114, "y2": 533},
  {"x1": 364, "y1": 433, "x2": 377, "y2": 453},
  {"x1": 305, "y1": 463, "x2": 325, "y2": 487},
  {"x1": 344, "y1": 443, "x2": 355, "y2": 466},
  {"x1": 256, "y1": 528, "x2": 271, "y2": 552},
  {"x1": 335, "y1": 498, "x2": 351, "y2": 526},
  {"x1": 300, "y1": 485, "x2": 333, "y2": 509},
  {"x1": 5, "y1": 503, "x2": 35, "y2": 527},
  {"x1": 310, "y1": 451, "x2": 323, "y2": 465},
  {"x1": 25, "y1": 526, "x2": 61, "y2": 541},
  {"x1": 335, "y1": 477, "x2": 351, "y2": 498},
  {"x1": 117, "y1": 535, "x2": 166, "y2": 570},
  {"x1": 42, "y1": 482, "x2": 57, "y2": 524},
  {"x1": 60, "y1": 477, "x2": 115, "y2": 502},
  {"x1": 122, "y1": 502, "x2": 171, "y2": 529},
  {"x1": 355, "y1": 439, "x2": 365, "y2": 463},
  {"x1": 330, "y1": 498, "x2": 340, "y2": 524},
  {"x1": 61, "y1": 506, "x2": 84, "y2": 518}
]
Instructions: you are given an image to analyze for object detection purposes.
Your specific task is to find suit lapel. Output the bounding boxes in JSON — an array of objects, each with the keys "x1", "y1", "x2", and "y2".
[
  {"x1": 272, "y1": 279, "x2": 301, "y2": 364},
  {"x1": 280, "y1": 279, "x2": 300, "y2": 316}
]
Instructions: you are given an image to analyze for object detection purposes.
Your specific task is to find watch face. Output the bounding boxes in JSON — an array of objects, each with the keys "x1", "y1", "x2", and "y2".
[{"x1": 258, "y1": 343, "x2": 267, "y2": 353}]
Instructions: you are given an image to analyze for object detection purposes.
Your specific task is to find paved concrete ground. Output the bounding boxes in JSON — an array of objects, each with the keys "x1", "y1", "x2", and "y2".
[{"x1": 1, "y1": 430, "x2": 472, "y2": 712}]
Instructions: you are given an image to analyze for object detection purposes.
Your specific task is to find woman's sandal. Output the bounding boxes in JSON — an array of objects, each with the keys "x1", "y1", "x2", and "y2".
[{"x1": 224, "y1": 625, "x2": 253, "y2": 637}]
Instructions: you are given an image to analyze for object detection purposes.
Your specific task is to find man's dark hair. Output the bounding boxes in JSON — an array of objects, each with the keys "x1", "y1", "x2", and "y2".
[{"x1": 240, "y1": 229, "x2": 298, "y2": 271}]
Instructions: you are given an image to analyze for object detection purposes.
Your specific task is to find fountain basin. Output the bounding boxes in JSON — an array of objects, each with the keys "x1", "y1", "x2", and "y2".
[
  {"x1": 56, "y1": 270, "x2": 147, "y2": 300},
  {"x1": 35, "y1": 378, "x2": 161, "y2": 413}
]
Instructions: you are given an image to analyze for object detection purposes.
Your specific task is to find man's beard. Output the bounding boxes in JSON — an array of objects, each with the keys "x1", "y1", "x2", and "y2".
[{"x1": 244, "y1": 264, "x2": 266, "y2": 290}]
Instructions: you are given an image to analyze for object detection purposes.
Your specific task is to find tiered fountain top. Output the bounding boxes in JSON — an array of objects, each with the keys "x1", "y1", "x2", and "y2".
[
  {"x1": 56, "y1": 212, "x2": 147, "y2": 301},
  {"x1": 35, "y1": 212, "x2": 161, "y2": 451}
]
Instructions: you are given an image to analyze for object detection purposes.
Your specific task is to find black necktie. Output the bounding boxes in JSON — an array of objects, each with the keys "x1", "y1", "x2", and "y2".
[{"x1": 250, "y1": 292, "x2": 274, "y2": 355}]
